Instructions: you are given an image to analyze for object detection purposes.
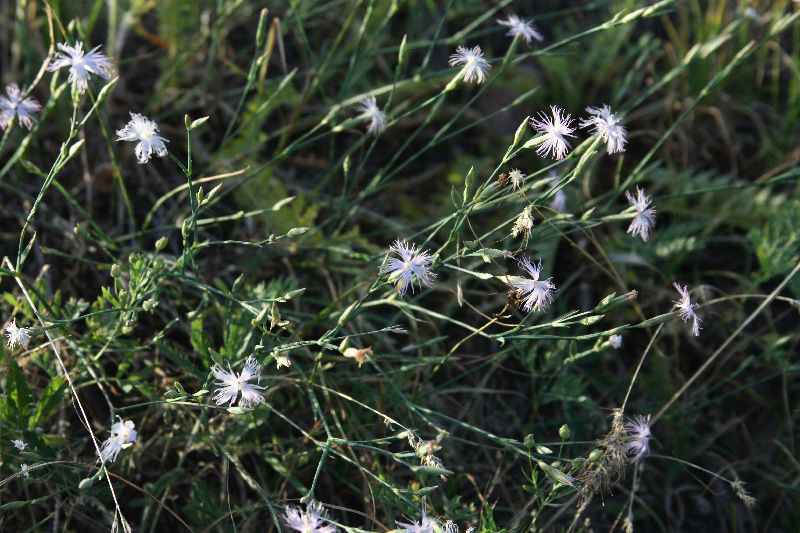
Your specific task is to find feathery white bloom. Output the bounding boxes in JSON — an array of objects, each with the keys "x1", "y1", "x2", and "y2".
[
  {"x1": 211, "y1": 355, "x2": 266, "y2": 408},
  {"x1": 283, "y1": 501, "x2": 337, "y2": 533},
  {"x1": 396, "y1": 507, "x2": 437, "y2": 533},
  {"x1": 100, "y1": 419, "x2": 138, "y2": 463},
  {"x1": 380, "y1": 240, "x2": 436, "y2": 296},
  {"x1": 356, "y1": 96, "x2": 388, "y2": 135},
  {"x1": 673, "y1": 283, "x2": 702, "y2": 336},
  {"x1": 508, "y1": 169, "x2": 526, "y2": 190},
  {"x1": 625, "y1": 186, "x2": 656, "y2": 242},
  {"x1": 11, "y1": 439, "x2": 27, "y2": 451},
  {"x1": 580, "y1": 105, "x2": 627, "y2": 154},
  {"x1": 46, "y1": 41, "x2": 113, "y2": 94},
  {"x1": 449, "y1": 45, "x2": 491, "y2": 84},
  {"x1": 509, "y1": 257, "x2": 557, "y2": 313},
  {"x1": 5, "y1": 319, "x2": 31, "y2": 350},
  {"x1": 530, "y1": 106, "x2": 575, "y2": 160},
  {"x1": 0, "y1": 84, "x2": 41, "y2": 130},
  {"x1": 511, "y1": 205, "x2": 534, "y2": 238},
  {"x1": 20, "y1": 464, "x2": 31, "y2": 478},
  {"x1": 116, "y1": 112, "x2": 169, "y2": 164},
  {"x1": 497, "y1": 14, "x2": 543, "y2": 44},
  {"x1": 625, "y1": 414, "x2": 651, "y2": 463},
  {"x1": 609, "y1": 334, "x2": 622, "y2": 349}
]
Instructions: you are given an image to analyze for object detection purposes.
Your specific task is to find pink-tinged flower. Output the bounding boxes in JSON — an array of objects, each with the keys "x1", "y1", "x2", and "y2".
[
  {"x1": 116, "y1": 112, "x2": 169, "y2": 164},
  {"x1": 46, "y1": 41, "x2": 113, "y2": 94},
  {"x1": 283, "y1": 501, "x2": 337, "y2": 533},
  {"x1": 5, "y1": 319, "x2": 31, "y2": 350},
  {"x1": 625, "y1": 186, "x2": 656, "y2": 242},
  {"x1": 449, "y1": 45, "x2": 491, "y2": 84},
  {"x1": 580, "y1": 105, "x2": 627, "y2": 154},
  {"x1": 497, "y1": 14, "x2": 543, "y2": 44},
  {"x1": 380, "y1": 240, "x2": 436, "y2": 296},
  {"x1": 625, "y1": 414, "x2": 651, "y2": 463},
  {"x1": 396, "y1": 507, "x2": 437, "y2": 533},
  {"x1": 0, "y1": 84, "x2": 41, "y2": 130},
  {"x1": 11, "y1": 439, "x2": 27, "y2": 451},
  {"x1": 673, "y1": 283, "x2": 702, "y2": 336},
  {"x1": 530, "y1": 106, "x2": 576, "y2": 160},
  {"x1": 356, "y1": 96, "x2": 388, "y2": 135},
  {"x1": 509, "y1": 257, "x2": 557, "y2": 313},
  {"x1": 211, "y1": 355, "x2": 266, "y2": 408},
  {"x1": 100, "y1": 418, "x2": 138, "y2": 463}
]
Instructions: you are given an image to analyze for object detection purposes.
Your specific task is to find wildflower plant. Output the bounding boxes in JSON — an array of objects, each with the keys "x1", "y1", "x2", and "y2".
[
  {"x1": 0, "y1": 84, "x2": 41, "y2": 130},
  {"x1": 46, "y1": 41, "x2": 113, "y2": 94},
  {"x1": 379, "y1": 240, "x2": 436, "y2": 296}
]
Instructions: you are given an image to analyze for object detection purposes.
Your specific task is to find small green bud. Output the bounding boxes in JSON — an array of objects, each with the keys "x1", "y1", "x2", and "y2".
[
  {"x1": 155, "y1": 236, "x2": 168, "y2": 251},
  {"x1": 110, "y1": 264, "x2": 122, "y2": 278},
  {"x1": 398, "y1": 34, "x2": 408, "y2": 66},
  {"x1": 594, "y1": 290, "x2": 638, "y2": 313},
  {"x1": 588, "y1": 449, "x2": 603, "y2": 463},
  {"x1": 559, "y1": 424, "x2": 571, "y2": 440},
  {"x1": 231, "y1": 274, "x2": 245, "y2": 292},
  {"x1": 68, "y1": 139, "x2": 85, "y2": 158},
  {"x1": 288, "y1": 227, "x2": 310, "y2": 238},
  {"x1": 143, "y1": 299, "x2": 158, "y2": 312},
  {"x1": 343, "y1": 155, "x2": 351, "y2": 174},
  {"x1": 338, "y1": 336, "x2": 350, "y2": 353},
  {"x1": 252, "y1": 306, "x2": 270, "y2": 326},
  {"x1": 189, "y1": 116, "x2": 210, "y2": 130},
  {"x1": 513, "y1": 116, "x2": 529, "y2": 147},
  {"x1": 524, "y1": 434, "x2": 536, "y2": 448}
]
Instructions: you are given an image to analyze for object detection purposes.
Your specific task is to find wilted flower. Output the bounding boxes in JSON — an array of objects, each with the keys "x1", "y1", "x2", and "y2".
[
  {"x1": 509, "y1": 257, "x2": 557, "y2": 313},
  {"x1": 580, "y1": 105, "x2": 627, "y2": 154},
  {"x1": 116, "y1": 112, "x2": 169, "y2": 164},
  {"x1": 211, "y1": 355, "x2": 266, "y2": 408},
  {"x1": 11, "y1": 439, "x2": 26, "y2": 451},
  {"x1": 275, "y1": 354, "x2": 292, "y2": 368},
  {"x1": 508, "y1": 169, "x2": 526, "y2": 190},
  {"x1": 511, "y1": 205, "x2": 534, "y2": 238},
  {"x1": 625, "y1": 186, "x2": 656, "y2": 242},
  {"x1": 283, "y1": 501, "x2": 337, "y2": 533},
  {"x1": 673, "y1": 283, "x2": 702, "y2": 336},
  {"x1": 5, "y1": 319, "x2": 31, "y2": 350},
  {"x1": 0, "y1": 84, "x2": 41, "y2": 130},
  {"x1": 609, "y1": 335, "x2": 622, "y2": 349},
  {"x1": 625, "y1": 414, "x2": 651, "y2": 463},
  {"x1": 396, "y1": 507, "x2": 437, "y2": 533},
  {"x1": 100, "y1": 418, "x2": 138, "y2": 463},
  {"x1": 380, "y1": 240, "x2": 436, "y2": 296},
  {"x1": 356, "y1": 96, "x2": 388, "y2": 135},
  {"x1": 46, "y1": 41, "x2": 113, "y2": 94},
  {"x1": 731, "y1": 479, "x2": 757, "y2": 509},
  {"x1": 530, "y1": 106, "x2": 575, "y2": 160},
  {"x1": 449, "y1": 45, "x2": 491, "y2": 84},
  {"x1": 497, "y1": 14, "x2": 543, "y2": 44}
]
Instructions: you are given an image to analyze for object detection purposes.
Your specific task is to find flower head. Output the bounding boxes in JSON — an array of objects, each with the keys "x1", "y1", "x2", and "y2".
[
  {"x1": 211, "y1": 355, "x2": 266, "y2": 408},
  {"x1": 11, "y1": 439, "x2": 27, "y2": 451},
  {"x1": 380, "y1": 240, "x2": 436, "y2": 296},
  {"x1": 497, "y1": 14, "x2": 543, "y2": 44},
  {"x1": 5, "y1": 319, "x2": 31, "y2": 350},
  {"x1": 396, "y1": 507, "x2": 437, "y2": 533},
  {"x1": 508, "y1": 169, "x2": 526, "y2": 190},
  {"x1": 356, "y1": 96, "x2": 388, "y2": 135},
  {"x1": 580, "y1": 105, "x2": 627, "y2": 154},
  {"x1": 100, "y1": 418, "x2": 138, "y2": 463},
  {"x1": 46, "y1": 41, "x2": 113, "y2": 94},
  {"x1": 20, "y1": 464, "x2": 30, "y2": 478},
  {"x1": 625, "y1": 414, "x2": 651, "y2": 463},
  {"x1": 609, "y1": 334, "x2": 622, "y2": 349},
  {"x1": 509, "y1": 257, "x2": 557, "y2": 313},
  {"x1": 283, "y1": 501, "x2": 337, "y2": 533},
  {"x1": 530, "y1": 106, "x2": 576, "y2": 160},
  {"x1": 511, "y1": 205, "x2": 534, "y2": 239},
  {"x1": 116, "y1": 112, "x2": 169, "y2": 164},
  {"x1": 673, "y1": 282, "x2": 702, "y2": 336},
  {"x1": 625, "y1": 187, "x2": 656, "y2": 242},
  {"x1": 0, "y1": 84, "x2": 41, "y2": 130},
  {"x1": 449, "y1": 45, "x2": 491, "y2": 84}
]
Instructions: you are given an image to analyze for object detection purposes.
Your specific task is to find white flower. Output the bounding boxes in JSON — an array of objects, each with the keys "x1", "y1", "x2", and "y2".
[
  {"x1": 100, "y1": 418, "x2": 138, "y2": 463},
  {"x1": 46, "y1": 41, "x2": 113, "y2": 94},
  {"x1": 673, "y1": 283, "x2": 702, "y2": 336},
  {"x1": 397, "y1": 507, "x2": 437, "y2": 533},
  {"x1": 625, "y1": 414, "x2": 652, "y2": 463},
  {"x1": 11, "y1": 439, "x2": 27, "y2": 451},
  {"x1": 580, "y1": 105, "x2": 627, "y2": 154},
  {"x1": 448, "y1": 45, "x2": 491, "y2": 84},
  {"x1": 379, "y1": 240, "x2": 436, "y2": 296},
  {"x1": 5, "y1": 319, "x2": 31, "y2": 350},
  {"x1": 283, "y1": 501, "x2": 337, "y2": 533},
  {"x1": 497, "y1": 14, "x2": 543, "y2": 44},
  {"x1": 529, "y1": 106, "x2": 575, "y2": 160},
  {"x1": 275, "y1": 354, "x2": 292, "y2": 368},
  {"x1": 116, "y1": 112, "x2": 169, "y2": 164},
  {"x1": 509, "y1": 257, "x2": 557, "y2": 313},
  {"x1": 609, "y1": 334, "x2": 622, "y2": 349},
  {"x1": 356, "y1": 96, "x2": 388, "y2": 135},
  {"x1": 625, "y1": 186, "x2": 656, "y2": 242},
  {"x1": 511, "y1": 205, "x2": 534, "y2": 238},
  {"x1": 508, "y1": 169, "x2": 526, "y2": 190},
  {"x1": 211, "y1": 355, "x2": 266, "y2": 408},
  {"x1": 0, "y1": 84, "x2": 41, "y2": 130},
  {"x1": 20, "y1": 464, "x2": 30, "y2": 478}
]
